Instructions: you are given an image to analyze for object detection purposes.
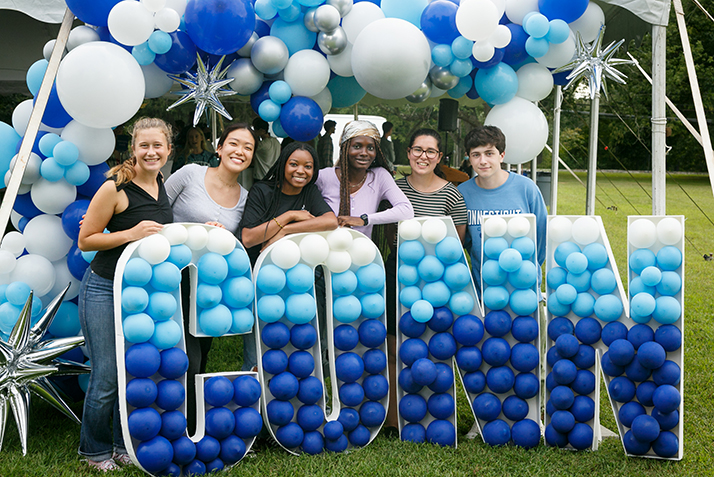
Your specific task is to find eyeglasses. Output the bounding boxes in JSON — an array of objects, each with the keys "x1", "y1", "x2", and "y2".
[{"x1": 409, "y1": 146, "x2": 440, "y2": 159}]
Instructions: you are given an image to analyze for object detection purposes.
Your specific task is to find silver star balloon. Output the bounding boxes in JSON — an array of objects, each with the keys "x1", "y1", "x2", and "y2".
[
  {"x1": 167, "y1": 54, "x2": 237, "y2": 127},
  {"x1": 0, "y1": 285, "x2": 88, "y2": 455},
  {"x1": 554, "y1": 25, "x2": 633, "y2": 100}
]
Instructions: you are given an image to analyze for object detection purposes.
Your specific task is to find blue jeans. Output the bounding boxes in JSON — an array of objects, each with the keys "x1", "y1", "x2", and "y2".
[{"x1": 77, "y1": 269, "x2": 126, "y2": 461}]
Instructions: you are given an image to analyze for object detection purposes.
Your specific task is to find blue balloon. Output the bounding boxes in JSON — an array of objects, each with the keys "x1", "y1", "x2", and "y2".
[
  {"x1": 77, "y1": 162, "x2": 110, "y2": 197},
  {"x1": 327, "y1": 75, "x2": 366, "y2": 108},
  {"x1": 431, "y1": 44, "x2": 454, "y2": 67},
  {"x1": 269, "y1": 80, "x2": 293, "y2": 105},
  {"x1": 539, "y1": 0, "x2": 589, "y2": 23},
  {"x1": 280, "y1": 96, "x2": 323, "y2": 142},
  {"x1": 154, "y1": 31, "x2": 198, "y2": 74},
  {"x1": 26, "y1": 59, "x2": 48, "y2": 97},
  {"x1": 474, "y1": 62, "x2": 519, "y2": 105},
  {"x1": 259, "y1": 99, "x2": 282, "y2": 122},
  {"x1": 149, "y1": 30, "x2": 173, "y2": 55},
  {"x1": 64, "y1": 0, "x2": 120, "y2": 27},
  {"x1": 250, "y1": 80, "x2": 273, "y2": 114},
  {"x1": 132, "y1": 42, "x2": 156, "y2": 65},
  {"x1": 184, "y1": 0, "x2": 254, "y2": 55},
  {"x1": 270, "y1": 14, "x2": 317, "y2": 56},
  {"x1": 421, "y1": 0, "x2": 459, "y2": 44}
]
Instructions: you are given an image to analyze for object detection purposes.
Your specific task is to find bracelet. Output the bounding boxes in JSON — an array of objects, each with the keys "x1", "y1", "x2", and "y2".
[{"x1": 273, "y1": 217, "x2": 283, "y2": 229}]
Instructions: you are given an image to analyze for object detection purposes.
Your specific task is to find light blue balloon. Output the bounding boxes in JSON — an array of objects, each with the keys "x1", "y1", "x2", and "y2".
[
  {"x1": 222, "y1": 276, "x2": 254, "y2": 308},
  {"x1": 64, "y1": 160, "x2": 90, "y2": 186},
  {"x1": 231, "y1": 307, "x2": 254, "y2": 333},
  {"x1": 148, "y1": 30, "x2": 173, "y2": 55},
  {"x1": 277, "y1": 3, "x2": 301, "y2": 22},
  {"x1": 510, "y1": 289, "x2": 538, "y2": 316},
  {"x1": 124, "y1": 257, "x2": 153, "y2": 287},
  {"x1": 271, "y1": 118, "x2": 288, "y2": 138},
  {"x1": 40, "y1": 157, "x2": 66, "y2": 182},
  {"x1": 498, "y1": 248, "x2": 523, "y2": 273},
  {"x1": 400, "y1": 286, "x2": 422, "y2": 308},
  {"x1": 652, "y1": 296, "x2": 681, "y2": 324},
  {"x1": 150, "y1": 262, "x2": 182, "y2": 292},
  {"x1": 483, "y1": 286, "x2": 509, "y2": 311},
  {"x1": 399, "y1": 240, "x2": 425, "y2": 265},
  {"x1": 225, "y1": 247, "x2": 250, "y2": 277},
  {"x1": 269, "y1": 81, "x2": 293, "y2": 105},
  {"x1": 571, "y1": 292, "x2": 595, "y2": 318},
  {"x1": 512, "y1": 237, "x2": 535, "y2": 260},
  {"x1": 196, "y1": 283, "x2": 223, "y2": 309},
  {"x1": 147, "y1": 292, "x2": 178, "y2": 322},
  {"x1": 26, "y1": 59, "x2": 48, "y2": 97},
  {"x1": 286, "y1": 263, "x2": 313, "y2": 293},
  {"x1": 52, "y1": 139, "x2": 78, "y2": 166},
  {"x1": 360, "y1": 293, "x2": 385, "y2": 319},
  {"x1": 547, "y1": 293, "x2": 570, "y2": 316},
  {"x1": 257, "y1": 295, "x2": 285, "y2": 323},
  {"x1": 81, "y1": 250, "x2": 97, "y2": 263},
  {"x1": 297, "y1": 0, "x2": 324, "y2": 6},
  {"x1": 451, "y1": 36, "x2": 474, "y2": 60},
  {"x1": 435, "y1": 237, "x2": 462, "y2": 265},
  {"x1": 411, "y1": 299, "x2": 434, "y2": 323},
  {"x1": 546, "y1": 19, "x2": 570, "y2": 44},
  {"x1": 525, "y1": 37, "x2": 549, "y2": 58},
  {"x1": 259, "y1": 99, "x2": 281, "y2": 122},
  {"x1": 555, "y1": 283, "x2": 577, "y2": 305},
  {"x1": 591, "y1": 268, "x2": 616, "y2": 295},
  {"x1": 123, "y1": 313, "x2": 156, "y2": 343},
  {"x1": 508, "y1": 261, "x2": 537, "y2": 289},
  {"x1": 398, "y1": 264, "x2": 419, "y2": 286},
  {"x1": 255, "y1": 0, "x2": 278, "y2": 20},
  {"x1": 630, "y1": 292, "x2": 655, "y2": 318},
  {"x1": 381, "y1": 0, "x2": 429, "y2": 27},
  {"x1": 150, "y1": 319, "x2": 183, "y2": 349},
  {"x1": 122, "y1": 286, "x2": 150, "y2": 314},
  {"x1": 0, "y1": 122, "x2": 20, "y2": 178},
  {"x1": 200, "y1": 304, "x2": 233, "y2": 336},
  {"x1": 286, "y1": 293, "x2": 316, "y2": 324},
  {"x1": 167, "y1": 244, "x2": 192, "y2": 269},
  {"x1": 524, "y1": 13, "x2": 550, "y2": 38},
  {"x1": 270, "y1": 14, "x2": 317, "y2": 56},
  {"x1": 197, "y1": 253, "x2": 228, "y2": 285},
  {"x1": 443, "y1": 262, "x2": 471, "y2": 290},
  {"x1": 432, "y1": 44, "x2": 454, "y2": 68},
  {"x1": 48, "y1": 301, "x2": 80, "y2": 337},
  {"x1": 5, "y1": 282, "x2": 31, "y2": 306},
  {"x1": 333, "y1": 295, "x2": 361, "y2": 323},
  {"x1": 449, "y1": 59, "x2": 473, "y2": 78},
  {"x1": 257, "y1": 264, "x2": 287, "y2": 294},
  {"x1": 656, "y1": 271, "x2": 681, "y2": 296},
  {"x1": 0, "y1": 302, "x2": 21, "y2": 334},
  {"x1": 593, "y1": 294, "x2": 623, "y2": 322},
  {"x1": 38, "y1": 133, "x2": 62, "y2": 158},
  {"x1": 422, "y1": 281, "x2": 451, "y2": 308},
  {"x1": 327, "y1": 75, "x2": 367, "y2": 108},
  {"x1": 132, "y1": 42, "x2": 156, "y2": 66},
  {"x1": 484, "y1": 237, "x2": 508, "y2": 260},
  {"x1": 449, "y1": 291, "x2": 474, "y2": 315},
  {"x1": 482, "y1": 260, "x2": 507, "y2": 287},
  {"x1": 332, "y1": 270, "x2": 358, "y2": 296},
  {"x1": 273, "y1": 0, "x2": 293, "y2": 8}
]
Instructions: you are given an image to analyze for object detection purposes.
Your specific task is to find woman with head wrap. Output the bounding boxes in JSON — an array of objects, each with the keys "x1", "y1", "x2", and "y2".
[{"x1": 315, "y1": 120, "x2": 413, "y2": 240}]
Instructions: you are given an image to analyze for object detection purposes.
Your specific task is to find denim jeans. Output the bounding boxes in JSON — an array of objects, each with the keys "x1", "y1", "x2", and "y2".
[{"x1": 77, "y1": 268, "x2": 126, "y2": 461}]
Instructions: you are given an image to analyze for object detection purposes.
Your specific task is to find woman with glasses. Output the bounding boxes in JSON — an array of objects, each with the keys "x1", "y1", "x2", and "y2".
[{"x1": 383, "y1": 128, "x2": 467, "y2": 431}]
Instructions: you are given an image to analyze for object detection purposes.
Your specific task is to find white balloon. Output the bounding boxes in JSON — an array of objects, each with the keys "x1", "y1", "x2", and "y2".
[
  {"x1": 30, "y1": 178, "x2": 77, "y2": 215},
  {"x1": 161, "y1": 223, "x2": 188, "y2": 245},
  {"x1": 472, "y1": 40, "x2": 495, "y2": 62},
  {"x1": 326, "y1": 41, "x2": 354, "y2": 77},
  {"x1": 629, "y1": 219, "x2": 657, "y2": 249},
  {"x1": 141, "y1": 62, "x2": 175, "y2": 99},
  {"x1": 569, "y1": 2, "x2": 605, "y2": 43},
  {"x1": 348, "y1": 237, "x2": 377, "y2": 266},
  {"x1": 456, "y1": 0, "x2": 499, "y2": 42},
  {"x1": 155, "y1": 7, "x2": 181, "y2": 32},
  {"x1": 310, "y1": 87, "x2": 333, "y2": 116},
  {"x1": 299, "y1": 234, "x2": 330, "y2": 265},
  {"x1": 504, "y1": 0, "x2": 538, "y2": 24},
  {"x1": 326, "y1": 228, "x2": 353, "y2": 251},
  {"x1": 507, "y1": 216, "x2": 531, "y2": 238},
  {"x1": 164, "y1": 0, "x2": 187, "y2": 16},
  {"x1": 10, "y1": 254, "x2": 56, "y2": 297},
  {"x1": 1, "y1": 231, "x2": 25, "y2": 257},
  {"x1": 421, "y1": 218, "x2": 448, "y2": 244},
  {"x1": 342, "y1": 2, "x2": 385, "y2": 44},
  {"x1": 352, "y1": 18, "x2": 430, "y2": 100},
  {"x1": 10, "y1": 153, "x2": 42, "y2": 185},
  {"x1": 142, "y1": 0, "x2": 166, "y2": 13},
  {"x1": 43, "y1": 39, "x2": 63, "y2": 62},
  {"x1": 138, "y1": 234, "x2": 171, "y2": 265},
  {"x1": 283, "y1": 50, "x2": 331, "y2": 97},
  {"x1": 67, "y1": 26, "x2": 100, "y2": 51},
  {"x1": 186, "y1": 225, "x2": 209, "y2": 250},
  {"x1": 483, "y1": 216, "x2": 507, "y2": 237},
  {"x1": 490, "y1": 24, "x2": 512, "y2": 48},
  {"x1": 398, "y1": 219, "x2": 421, "y2": 240},
  {"x1": 516, "y1": 63, "x2": 554, "y2": 101},
  {"x1": 548, "y1": 216, "x2": 572, "y2": 243},
  {"x1": 535, "y1": 34, "x2": 575, "y2": 69},
  {"x1": 207, "y1": 227, "x2": 237, "y2": 255},
  {"x1": 572, "y1": 217, "x2": 600, "y2": 245},
  {"x1": 0, "y1": 250, "x2": 16, "y2": 274},
  {"x1": 4, "y1": 170, "x2": 31, "y2": 194},
  {"x1": 656, "y1": 218, "x2": 683, "y2": 245},
  {"x1": 491, "y1": 0, "x2": 506, "y2": 17},
  {"x1": 485, "y1": 97, "x2": 548, "y2": 165},
  {"x1": 49, "y1": 258, "x2": 81, "y2": 301},
  {"x1": 11, "y1": 99, "x2": 34, "y2": 137},
  {"x1": 61, "y1": 121, "x2": 116, "y2": 166},
  {"x1": 56, "y1": 42, "x2": 145, "y2": 129},
  {"x1": 9, "y1": 211, "x2": 22, "y2": 234},
  {"x1": 325, "y1": 250, "x2": 352, "y2": 273},
  {"x1": 270, "y1": 239, "x2": 301, "y2": 269},
  {"x1": 24, "y1": 214, "x2": 73, "y2": 262},
  {"x1": 108, "y1": 0, "x2": 155, "y2": 46}
]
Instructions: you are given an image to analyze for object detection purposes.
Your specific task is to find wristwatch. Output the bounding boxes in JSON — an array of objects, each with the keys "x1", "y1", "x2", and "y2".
[{"x1": 360, "y1": 214, "x2": 369, "y2": 226}]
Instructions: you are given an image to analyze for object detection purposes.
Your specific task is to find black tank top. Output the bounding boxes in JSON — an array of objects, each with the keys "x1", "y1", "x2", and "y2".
[{"x1": 90, "y1": 176, "x2": 173, "y2": 279}]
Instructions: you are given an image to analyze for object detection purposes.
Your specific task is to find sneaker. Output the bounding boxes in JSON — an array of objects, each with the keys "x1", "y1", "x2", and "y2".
[
  {"x1": 112, "y1": 452, "x2": 134, "y2": 466},
  {"x1": 84, "y1": 458, "x2": 120, "y2": 472}
]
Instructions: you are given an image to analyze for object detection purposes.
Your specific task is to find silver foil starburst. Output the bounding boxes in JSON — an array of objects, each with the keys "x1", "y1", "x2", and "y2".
[
  {"x1": 0, "y1": 285, "x2": 88, "y2": 455},
  {"x1": 554, "y1": 26, "x2": 633, "y2": 100},
  {"x1": 167, "y1": 54, "x2": 237, "y2": 127}
]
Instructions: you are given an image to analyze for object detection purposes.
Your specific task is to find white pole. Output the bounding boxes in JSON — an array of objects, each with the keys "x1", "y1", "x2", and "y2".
[
  {"x1": 550, "y1": 86, "x2": 563, "y2": 214},
  {"x1": 651, "y1": 23, "x2": 667, "y2": 215},
  {"x1": 672, "y1": 0, "x2": 714, "y2": 201},
  {"x1": 586, "y1": 93, "x2": 600, "y2": 215},
  {"x1": 0, "y1": 9, "x2": 74, "y2": 236}
]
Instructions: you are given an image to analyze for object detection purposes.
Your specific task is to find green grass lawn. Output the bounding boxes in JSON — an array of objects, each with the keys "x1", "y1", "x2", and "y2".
[{"x1": 1, "y1": 171, "x2": 712, "y2": 476}]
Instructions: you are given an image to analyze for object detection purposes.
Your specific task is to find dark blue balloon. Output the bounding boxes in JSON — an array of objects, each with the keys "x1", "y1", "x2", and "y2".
[
  {"x1": 398, "y1": 367, "x2": 423, "y2": 394},
  {"x1": 184, "y1": 460, "x2": 207, "y2": 475},
  {"x1": 514, "y1": 372, "x2": 539, "y2": 399},
  {"x1": 334, "y1": 324, "x2": 359, "y2": 351},
  {"x1": 512, "y1": 419, "x2": 540, "y2": 449},
  {"x1": 262, "y1": 321, "x2": 291, "y2": 349},
  {"x1": 297, "y1": 376, "x2": 323, "y2": 404},
  {"x1": 348, "y1": 425, "x2": 371, "y2": 447},
  {"x1": 359, "y1": 319, "x2": 386, "y2": 348},
  {"x1": 64, "y1": 0, "x2": 120, "y2": 27},
  {"x1": 420, "y1": 1, "x2": 459, "y2": 44},
  {"x1": 502, "y1": 23, "x2": 529, "y2": 65},
  {"x1": 276, "y1": 422, "x2": 304, "y2": 449},
  {"x1": 568, "y1": 422, "x2": 593, "y2": 450},
  {"x1": 618, "y1": 401, "x2": 645, "y2": 428},
  {"x1": 126, "y1": 378, "x2": 158, "y2": 408},
  {"x1": 511, "y1": 316, "x2": 538, "y2": 343},
  {"x1": 196, "y1": 435, "x2": 221, "y2": 462},
  {"x1": 204, "y1": 376, "x2": 234, "y2": 407},
  {"x1": 296, "y1": 404, "x2": 324, "y2": 432},
  {"x1": 184, "y1": 0, "x2": 254, "y2": 55},
  {"x1": 156, "y1": 379, "x2": 185, "y2": 411},
  {"x1": 400, "y1": 393, "x2": 427, "y2": 423},
  {"x1": 426, "y1": 419, "x2": 456, "y2": 447},
  {"x1": 263, "y1": 349, "x2": 288, "y2": 375},
  {"x1": 67, "y1": 243, "x2": 90, "y2": 281},
  {"x1": 160, "y1": 410, "x2": 186, "y2": 440},
  {"x1": 302, "y1": 430, "x2": 324, "y2": 455},
  {"x1": 269, "y1": 372, "x2": 299, "y2": 401},
  {"x1": 171, "y1": 436, "x2": 196, "y2": 465},
  {"x1": 339, "y1": 382, "x2": 364, "y2": 407},
  {"x1": 471, "y1": 48, "x2": 505, "y2": 69},
  {"x1": 401, "y1": 423, "x2": 426, "y2": 443},
  {"x1": 255, "y1": 19, "x2": 271, "y2": 38},
  {"x1": 601, "y1": 321, "x2": 628, "y2": 346},
  {"x1": 539, "y1": 0, "x2": 588, "y2": 22},
  {"x1": 219, "y1": 434, "x2": 246, "y2": 464},
  {"x1": 608, "y1": 376, "x2": 636, "y2": 403},
  {"x1": 363, "y1": 374, "x2": 388, "y2": 401},
  {"x1": 547, "y1": 317, "x2": 574, "y2": 341},
  {"x1": 451, "y1": 314, "x2": 483, "y2": 346},
  {"x1": 502, "y1": 395, "x2": 528, "y2": 421},
  {"x1": 290, "y1": 323, "x2": 317, "y2": 350},
  {"x1": 572, "y1": 344, "x2": 596, "y2": 370},
  {"x1": 482, "y1": 419, "x2": 510, "y2": 447},
  {"x1": 288, "y1": 350, "x2": 315, "y2": 379},
  {"x1": 324, "y1": 433, "x2": 348, "y2": 453},
  {"x1": 154, "y1": 31, "x2": 198, "y2": 74},
  {"x1": 429, "y1": 362, "x2": 454, "y2": 393},
  {"x1": 77, "y1": 163, "x2": 110, "y2": 197},
  {"x1": 233, "y1": 375, "x2": 262, "y2": 407},
  {"x1": 125, "y1": 342, "x2": 161, "y2": 378},
  {"x1": 128, "y1": 407, "x2": 162, "y2": 441},
  {"x1": 636, "y1": 381, "x2": 657, "y2": 407},
  {"x1": 13, "y1": 193, "x2": 43, "y2": 220},
  {"x1": 571, "y1": 395, "x2": 595, "y2": 422},
  {"x1": 399, "y1": 311, "x2": 427, "y2": 338},
  {"x1": 363, "y1": 349, "x2": 387, "y2": 375},
  {"x1": 360, "y1": 401, "x2": 386, "y2": 427},
  {"x1": 655, "y1": 324, "x2": 682, "y2": 352},
  {"x1": 652, "y1": 431, "x2": 679, "y2": 458},
  {"x1": 545, "y1": 423, "x2": 568, "y2": 447},
  {"x1": 136, "y1": 436, "x2": 173, "y2": 473},
  {"x1": 280, "y1": 96, "x2": 323, "y2": 142},
  {"x1": 627, "y1": 324, "x2": 655, "y2": 350},
  {"x1": 267, "y1": 399, "x2": 294, "y2": 426},
  {"x1": 159, "y1": 347, "x2": 189, "y2": 379},
  {"x1": 473, "y1": 392, "x2": 501, "y2": 421},
  {"x1": 486, "y1": 366, "x2": 515, "y2": 394},
  {"x1": 37, "y1": 83, "x2": 72, "y2": 128},
  {"x1": 462, "y1": 370, "x2": 486, "y2": 394},
  {"x1": 337, "y1": 408, "x2": 360, "y2": 432},
  {"x1": 205, "y1": 407, "x2": 235, "y2": 439}
]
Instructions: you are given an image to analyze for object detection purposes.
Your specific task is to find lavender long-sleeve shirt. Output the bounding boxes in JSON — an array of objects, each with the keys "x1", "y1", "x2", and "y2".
[{"x1": 316, "y1": 166, "x2": 414, "y2": 238}]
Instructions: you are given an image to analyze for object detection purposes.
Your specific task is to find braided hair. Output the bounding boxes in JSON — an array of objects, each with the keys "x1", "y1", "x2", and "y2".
[{"x1": 334, "y1": 136, "x2": 391, "y2": 217}]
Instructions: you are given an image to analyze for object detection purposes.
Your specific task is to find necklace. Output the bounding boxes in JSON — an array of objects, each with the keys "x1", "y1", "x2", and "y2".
[
  {"x1": 349, "y1": 173, "x2": 367, "y2": 191},
  {"x1": 214, "y1": 170, "x2": 239, "y2": 188}
]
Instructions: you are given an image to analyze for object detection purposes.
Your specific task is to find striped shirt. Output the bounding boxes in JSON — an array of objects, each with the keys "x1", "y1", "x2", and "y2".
[{"x1": 396, "y1": 177, "x2": 467, "y2": 225}]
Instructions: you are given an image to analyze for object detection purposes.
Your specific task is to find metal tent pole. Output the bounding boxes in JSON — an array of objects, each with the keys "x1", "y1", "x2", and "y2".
[
  {"x1": 651, "y1": 23, "x2": 667, "y2": 215},
  {"x1": 550, "y1": 86, "x2": 563, "y2": 214},
  {"x1": 585, "y1": 93, "x2": 600, "y2": 215}
]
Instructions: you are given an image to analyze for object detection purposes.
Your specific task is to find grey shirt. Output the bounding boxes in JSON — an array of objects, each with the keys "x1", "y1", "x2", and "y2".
[{"x1": 164, "y1": 164, "x2": 248, "y2": 235}]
